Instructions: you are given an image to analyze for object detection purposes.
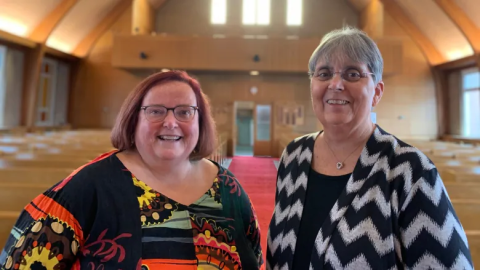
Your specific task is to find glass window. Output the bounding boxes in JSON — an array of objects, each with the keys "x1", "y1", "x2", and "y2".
[
  {"x1": 461, "y1": 68, "x2": 480, "y2": 137},
  {"x1": 211, "y1": 0, "x2": 226, "y2": 24},
  {"x1": 243, "y1": 0, "x2": 270, "y2": 25},
  {"x1": 463, "y1": 72, "x2": 480, "y2": 90},
  {"x1": 256, "y1": 105, "x2": 271, "y2": 141},
  {"x1": 287, "y1": 0, "x2": 302, "y2": 26},
  {"x1": 0, "y1": 45, "x2": 6, "y2": 127}
]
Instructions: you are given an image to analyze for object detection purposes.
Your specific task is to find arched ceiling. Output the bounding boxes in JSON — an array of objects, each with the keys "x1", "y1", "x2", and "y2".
[
  {"x1": 0, "y1": 0, "x2": 62, "y2": 37},
  {"x1": 454, "y1": 0, "x2": 480, "y2": 28},
  {"x1": 46, "y1": 0, "x2": 121, "y2": 53},
  {"x1": 396, "y1": 0, "x2": 473, "y2": 61},
  {"x1": 0, "y1": 0, "x2": 479, "y2": 64}
]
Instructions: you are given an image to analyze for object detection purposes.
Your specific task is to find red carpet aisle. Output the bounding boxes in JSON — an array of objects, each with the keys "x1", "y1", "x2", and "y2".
[{"x1": 228, "y1": 156, "x2": 278, "y2": 263}]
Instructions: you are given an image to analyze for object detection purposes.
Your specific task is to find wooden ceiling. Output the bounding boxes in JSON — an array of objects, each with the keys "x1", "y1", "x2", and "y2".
[{"x1": 0, "y1": 0, "x2": 479, "y2": 64}]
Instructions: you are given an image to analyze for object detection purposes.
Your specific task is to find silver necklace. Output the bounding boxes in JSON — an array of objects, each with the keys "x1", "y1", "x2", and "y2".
[{"x1": 323, "y1": 135, "x2": 365, "y2": 170}]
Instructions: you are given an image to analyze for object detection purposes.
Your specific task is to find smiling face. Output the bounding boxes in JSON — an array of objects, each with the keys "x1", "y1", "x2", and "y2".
[
  {"x1": 134, "y1": 81, "x2": 199, "y2": 162},
  {"x1": 310, "y1": 56, "x2": 384, "y2": 129}
]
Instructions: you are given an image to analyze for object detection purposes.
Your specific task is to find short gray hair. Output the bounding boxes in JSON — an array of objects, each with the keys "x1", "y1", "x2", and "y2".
[{"x1": 308, "y1": 26, "x2": 383, "y2": 84}]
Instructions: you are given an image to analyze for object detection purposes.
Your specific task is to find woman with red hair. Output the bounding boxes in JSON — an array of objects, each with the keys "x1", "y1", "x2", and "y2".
[{"x1": 0, "y1": 70, "x2": 263, "y2": 270}]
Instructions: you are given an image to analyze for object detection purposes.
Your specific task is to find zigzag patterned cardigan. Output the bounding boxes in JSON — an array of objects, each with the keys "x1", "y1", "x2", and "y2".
[{"x1": 267, "y1": 126, "x2": 473, "y2": 270}]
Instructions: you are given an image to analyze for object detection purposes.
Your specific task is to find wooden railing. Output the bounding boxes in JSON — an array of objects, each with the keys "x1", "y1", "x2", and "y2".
[
  {"x1": 209, "y1": 132, "x2": 228, "y2": 166},
  {"x1": 277, "y1": 132, "x2": 304, "y2": 157}
]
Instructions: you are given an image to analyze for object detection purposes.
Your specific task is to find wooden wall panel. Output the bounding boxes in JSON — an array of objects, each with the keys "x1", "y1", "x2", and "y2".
[
  {"x1": 373, "y1": 13, "x2": 438, "y2": 140},
  {"x1": 155, "y1": 0, "x2": 358, "y2": 38},
  {"x1": 72, "y1": 0, "x2": 437, "y2": 144},
  {"x1": 111, "y1": 35, "x2": 317, "y2": 72},
  {"x1": 111, "y1": 35, "x2": 403, "y2": 75},
  {"x1": 197, "y1": 73, "x2": 313, "y2": 156}
]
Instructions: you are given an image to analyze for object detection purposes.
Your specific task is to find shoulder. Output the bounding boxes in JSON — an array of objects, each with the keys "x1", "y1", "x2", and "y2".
[
  {"x1": 55, "y1": 150, "x2": 121, "y2": 192},
  {"x1": 367, "y1": 126, "x2": 437, "y2": 184},
  {"x1": 216, "y1": 165, "x2": 239, "y2": 186},
  {"x1": 214, "y1": 164, "x2": 251, "y2": 198},
  {"x1": 284, "y1": 132, "x2": 318, "y2": 154},
  {"x1": 276, "y1": 132, "x2": 318, "y2": 172}
]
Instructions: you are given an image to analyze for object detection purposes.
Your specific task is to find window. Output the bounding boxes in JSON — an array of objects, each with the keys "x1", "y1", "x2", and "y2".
[
  {"x1": 36, "y1": 57, "x2": 71, "y2": 127},
  {"x1": 0, "y1": 45, "x2": 5, "y2": 127},
  {"x1": 461, "y1": 68, "x2": 480, "y2": 137},
  {"x1": 287, "y1": 0, "x2": 302, "y2": 26},
  {"x1": 211, "y1": 0, "x2": 226, "y2": 24},
  {"x1": 243, "y1": 0, "x2": 271, "y2": 25},
  {"x1": 0, "y1": 45, "x2": 24, "y2": 128}
]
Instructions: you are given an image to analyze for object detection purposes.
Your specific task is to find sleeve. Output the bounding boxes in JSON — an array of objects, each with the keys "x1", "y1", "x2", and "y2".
[
  {"x1": 398, "y1": 167, "x2": 473, "y2": 269},
  {"x1": 0, "y1": 186, "x2": 84, "y2": 270},
  {"x1": 239, "y1": 185, "x2": 264, "y2": 268},
  {"x1": 273, "y1": 147, "x2": 287, "y2": 205}
]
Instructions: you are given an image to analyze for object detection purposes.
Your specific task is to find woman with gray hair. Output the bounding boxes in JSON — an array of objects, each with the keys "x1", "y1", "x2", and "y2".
[{"x1": 267, "y1": 26, "x2": 473, "y2": 270}]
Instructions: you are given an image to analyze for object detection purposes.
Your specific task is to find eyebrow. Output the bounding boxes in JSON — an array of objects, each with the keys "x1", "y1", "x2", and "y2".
[
  {"x1": 316, "y1": 65, "x2": 331, "y2": 71},
  {"x1": 316, "y1": 64, "x2": 362, "y2": 71}
]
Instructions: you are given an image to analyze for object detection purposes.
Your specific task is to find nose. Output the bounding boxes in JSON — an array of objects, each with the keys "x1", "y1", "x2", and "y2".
[
  {"x1": 328, "y1": 72, "x2": 344, "y2": 91},
  {"x1": 162, "y1": 110, "x2": 178, "y2": 129}
]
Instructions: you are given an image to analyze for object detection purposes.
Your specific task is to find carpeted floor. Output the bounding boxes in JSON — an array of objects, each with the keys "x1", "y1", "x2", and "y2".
[{"x1": 228, "y1": 156, "x2": 278, "y2": 262}]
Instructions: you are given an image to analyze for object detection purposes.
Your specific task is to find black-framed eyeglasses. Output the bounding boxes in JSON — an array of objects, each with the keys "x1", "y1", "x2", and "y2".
[
  {"x1": 309, "y1": 68, "x2": 375, "y2": 82},
  {"x1": 140, "y1": 105, "x2": 199, "y2": 122}
]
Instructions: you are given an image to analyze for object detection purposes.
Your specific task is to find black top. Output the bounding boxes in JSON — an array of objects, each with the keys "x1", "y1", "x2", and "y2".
[{"x1": 292, "y1": 168, "x2": 351, "y2": 270}]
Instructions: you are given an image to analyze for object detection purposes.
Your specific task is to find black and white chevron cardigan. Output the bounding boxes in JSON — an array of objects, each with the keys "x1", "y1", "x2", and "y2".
[{"x1": 267, "y1": 126, "x2": 473, "y2": 270}]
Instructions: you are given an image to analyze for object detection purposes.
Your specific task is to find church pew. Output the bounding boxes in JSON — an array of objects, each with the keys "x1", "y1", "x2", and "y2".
[
  {"x1": 0, "y1": 155, "x2": 94, "y2": 164},
  {"x1": 0, "y1": 211, "x2": 19, "y2": 247},
  {"x1": 445, "y1": 183, "x2": 480, "y2": 201},
  {"x1": 0, "y1": 184, "x2": 51, "y2": 212},
  {"x1": 0, "y1": 168, "x2": 71, "y2": 185},
  {"x1": 0, "y1": 159, "x2": 90, "y2": 170},
  {"x1": 466, "y1": 232, "x2": 480, "y2": 269},
  {"x1": 452, "y1": 200, "x2": 480, "y2": 231}
]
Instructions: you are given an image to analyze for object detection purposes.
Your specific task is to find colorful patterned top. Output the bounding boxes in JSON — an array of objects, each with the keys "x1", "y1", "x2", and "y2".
[{"x1": 0, "y1": 151, "x2": 264, "y2": 270}]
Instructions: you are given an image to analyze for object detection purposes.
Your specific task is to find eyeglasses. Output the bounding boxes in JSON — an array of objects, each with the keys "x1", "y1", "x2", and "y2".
[
  {"x1": 140, "y1": 105, "x2": 199, "y2": 122},
  {"x1": 309, "y1": 69, "x2": 375, "y2": 82}
]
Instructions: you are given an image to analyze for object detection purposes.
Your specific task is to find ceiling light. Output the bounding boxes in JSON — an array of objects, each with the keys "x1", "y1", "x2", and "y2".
[{"x1": 250, "y1": 71, "x2": 259, "y2": 76}]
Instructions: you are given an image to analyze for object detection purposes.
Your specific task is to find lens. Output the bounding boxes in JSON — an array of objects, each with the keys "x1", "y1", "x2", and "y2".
[
  {"x1": 146, "y1": 106, "x2": 167, "y2": 122},
  {"x1": 174, "y1": 106, "x2": 195, "y2": 121}
]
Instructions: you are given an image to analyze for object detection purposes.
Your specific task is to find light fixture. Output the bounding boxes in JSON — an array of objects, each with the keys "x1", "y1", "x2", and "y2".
[
  {"x1": 161, "y1": 69, "x2": 170, "y2": 72},
  {"x1": 250, "y1": 71, "x2": 259, "y2": 76}
]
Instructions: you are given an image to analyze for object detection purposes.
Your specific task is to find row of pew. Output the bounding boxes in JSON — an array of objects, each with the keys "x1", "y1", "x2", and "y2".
[
  {"x1": 0, "y1": 128, "x2": 229, "y2": 256},
  {"x1": 0, "y1": 128, "x2": 478, "y2": 267}
]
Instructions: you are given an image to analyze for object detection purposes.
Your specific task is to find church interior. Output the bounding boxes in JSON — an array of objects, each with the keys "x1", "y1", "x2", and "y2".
[{"x1": 0, "y1": 0, "x2": 479, "y2": 268}]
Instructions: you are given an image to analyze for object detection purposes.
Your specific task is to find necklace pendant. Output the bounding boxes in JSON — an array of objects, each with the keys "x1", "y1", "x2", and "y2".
[{"x1": 336, "y1": 162, "x2": 343, "y2": 170}]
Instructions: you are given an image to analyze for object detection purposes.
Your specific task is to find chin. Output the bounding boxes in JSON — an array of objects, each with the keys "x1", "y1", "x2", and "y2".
[
  {"x1": 153, "y1": 149, "x2": 183, "y2": 161},
  {"x1": 324, "y1": 115, "x2": 351, "y2": 125}
]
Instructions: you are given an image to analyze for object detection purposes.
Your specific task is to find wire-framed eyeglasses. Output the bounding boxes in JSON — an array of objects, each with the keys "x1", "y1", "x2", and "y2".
[
  {"x1": 140, "y1": 105, "x2": 199, "y2": 122},
  {"x1": 309, "y1": 68, "x2": 375, "y2": 82}
]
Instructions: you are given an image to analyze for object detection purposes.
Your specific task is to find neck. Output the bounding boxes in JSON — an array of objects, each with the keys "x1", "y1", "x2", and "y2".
[
  {"x1": 130, "y1": 149, "x2": 195, "y2": 184},
  {"x1": 322, "y1": 119, "x2": 375, "y2": 151}
]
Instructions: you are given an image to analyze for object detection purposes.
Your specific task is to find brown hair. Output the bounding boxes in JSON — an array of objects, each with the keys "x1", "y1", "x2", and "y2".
[{"x1": 111, "y1": 70, "x2": 217, "y2": 161}]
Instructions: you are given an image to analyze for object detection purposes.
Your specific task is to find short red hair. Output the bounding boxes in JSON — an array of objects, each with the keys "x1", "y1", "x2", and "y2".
[{"x1": 111, "y1": 70, "x2": 217, "y2": 161}]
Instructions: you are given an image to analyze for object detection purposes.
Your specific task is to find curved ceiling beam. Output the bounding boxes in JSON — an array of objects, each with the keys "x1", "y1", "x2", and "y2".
[
  {"x1": 433, "y1": 0, "x2": 480, "y2": 53},
  {"x1": 346, "y1": 0, "x2": 372, "y2": 13},
  {"x1": 29, "y1": 0, "x2": 79, "y2": 43},
  {"x1": 72, "y1": 0, "x2": 132, "y2": 57},
  {"x1": 0, "y1": 29, "x2": 36, "y2": 48},
  {"x1": 148, "y1": 0, "x2": 167, "y2": 9},
  {"x1": 379, "y1": 0, "x2": 445, "y2": 65}
]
